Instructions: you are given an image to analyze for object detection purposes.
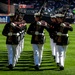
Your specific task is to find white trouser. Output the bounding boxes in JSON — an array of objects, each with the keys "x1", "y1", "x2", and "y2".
[
  {"x1": 21, "y1": 38, "x2": 24, "y2": 51},
  {"x1": 19, "y1": 40, "x2": 22, "y2": 53},
  {"x1": 7, "y1": 44, "x2": 18, "y2": 67},
  {"x1": 17, "y1": 38, "x2": 24, "y2": 59},
  {"x1": 50, "y1": 38, "x2": 56, "y2": 56},
  {"x1": 16, "y1": 43, "x2": 20, "y2": 62},
  {"x1": 56, "y1": 45, "x2": 67, "y2": 67},
  {"x1": 17, "y1": 39, "x2": 22, "y2": 58},
  {"x1": 32, "y1": 44, "x2": 44, "y2": 66}
]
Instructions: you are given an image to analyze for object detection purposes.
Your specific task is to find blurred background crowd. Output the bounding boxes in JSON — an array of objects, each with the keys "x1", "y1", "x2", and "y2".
[{"x1": 0, "y1": 0, "x2": 75, "y2": 23}]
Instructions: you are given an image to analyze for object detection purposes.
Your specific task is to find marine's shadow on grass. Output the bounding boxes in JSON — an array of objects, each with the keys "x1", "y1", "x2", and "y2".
[{"x1": 0, "y1": 50, "x2": 57, "y2": 71}]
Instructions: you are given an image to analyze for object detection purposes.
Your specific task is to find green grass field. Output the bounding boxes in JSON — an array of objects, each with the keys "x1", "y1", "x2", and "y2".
[{"x1": 0, "y1": 24, "x2": 75, "y2": 75}]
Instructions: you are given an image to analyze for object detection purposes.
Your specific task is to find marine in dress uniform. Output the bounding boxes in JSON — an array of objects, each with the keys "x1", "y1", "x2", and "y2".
[
  {"x1": 15, "y1": 15, "x2": 27, "y2": 60},
  {"x1": 27, "y1": 12, "x2": 49, "y2": 70},
  {"x1": 2, "y1": 14, "x2": 26, "y2": 70},
  {"x1": 48, "y1": 15, "x2": 57, "y2": 60},
  {"x1": 55, "y1": 14, "x2": 73, "y2": 70}
]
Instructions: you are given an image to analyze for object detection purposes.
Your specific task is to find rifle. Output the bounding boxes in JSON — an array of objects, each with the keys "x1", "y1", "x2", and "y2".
[{"x1": 38, "y1": 1, "x2": 47, "y2": 16}]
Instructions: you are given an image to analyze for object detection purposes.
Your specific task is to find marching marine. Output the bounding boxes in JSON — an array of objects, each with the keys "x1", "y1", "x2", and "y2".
[
  {"x1": 16, "y1": 15, "x2": 27, "y2": 60},
  {"x1": 27, "y1": 12, "x2": 49, "y2": 70},
  {"x1": 48, "y1": 15, "x2": 57, "y2": 60},
  {"x1": 2, "y1": 14, "x2": 27, "y2": 70},
  {"x1": 55, "y1": 14, "x2": 73, "y2": 70}
]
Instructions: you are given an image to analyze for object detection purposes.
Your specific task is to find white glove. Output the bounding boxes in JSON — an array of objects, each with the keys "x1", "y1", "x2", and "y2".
[
  {"x1": 35, "y1": 31, "x2": 39, "y2": 35},
  {"x1": 8, "y1": 32, "x2": 12, "y2": 36},
  {"x1": 60, "y1": 23, "x2": 66, "y2": 27},
  {"x1": 11, "y1": 23, "x2": 16, "y2": 27},
  {"x1": 57, "y1": 32, "x2": 62, "y2": 36},
  {"x1": 37, "y1": 21, "x2": 41, "y2": 25},
  {"x1": 44, "y1": 22, "x2": 47, "y2": 26},
  {"x1": 41, "y1": 21, "x2": 47, "y2": 26}
]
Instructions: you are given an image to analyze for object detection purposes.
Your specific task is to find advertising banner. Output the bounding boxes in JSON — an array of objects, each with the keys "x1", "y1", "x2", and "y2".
[{"x1": 0, "y1": 16, "x2": 10, "y2": 23}]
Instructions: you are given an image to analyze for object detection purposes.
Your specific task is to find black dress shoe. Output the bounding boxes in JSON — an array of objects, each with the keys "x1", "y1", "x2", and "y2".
[
  {"x1": 34, "y1": 65, "x2": 39, "y2": 71},
  {"x1": 60, "y1": 66, "x2": 64, "y2": 70},
  {"x1": 8, "y1": 64, "x2": 13, "y2": 70},
  {"x1": 53, "y1": 56, "x2": 55, "y2": 60},
  {"x1": 56, "y1": 63, "x2": 60, "y2": 67}
]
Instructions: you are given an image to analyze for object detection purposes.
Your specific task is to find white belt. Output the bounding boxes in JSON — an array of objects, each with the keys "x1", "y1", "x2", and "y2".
[
  {"x1": 38, "y1": 33, "x2": 44, "y2": 36},
  {"x1": 57, "y1": 32, "x2": 68, "y2": 36},
  {"x1": 61, "y1": 34, "x2": 68, "y2": 36},
  {"x1": 20, "y1": 32, "x2": 22, "y2": 34},
  {"x1": 22, "y1": 30, "x2": 24, "y2": 33},
  {"x1": 20, "y1": 30, "x2": 24, "y2": 34},
  {"x1": 12, "y1": 33, "x2": 20, "y2": 36}
]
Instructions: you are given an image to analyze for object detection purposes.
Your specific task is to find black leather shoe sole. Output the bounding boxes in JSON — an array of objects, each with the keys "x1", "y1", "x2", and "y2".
[
  {"x1": 34, "y1": 65, "x2": 39, "y2": 71},
  {"x1": 7, "y1": 64, "x2": 13, "y2": 70},
  {"x1": 60, "y1": 66, "x2": 64, "y2": 70}
]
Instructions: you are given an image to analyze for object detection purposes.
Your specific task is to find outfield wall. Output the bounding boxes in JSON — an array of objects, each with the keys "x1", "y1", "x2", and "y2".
[{"x1": 0, "y1": 14, "x2": 74, "y2": 24}]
